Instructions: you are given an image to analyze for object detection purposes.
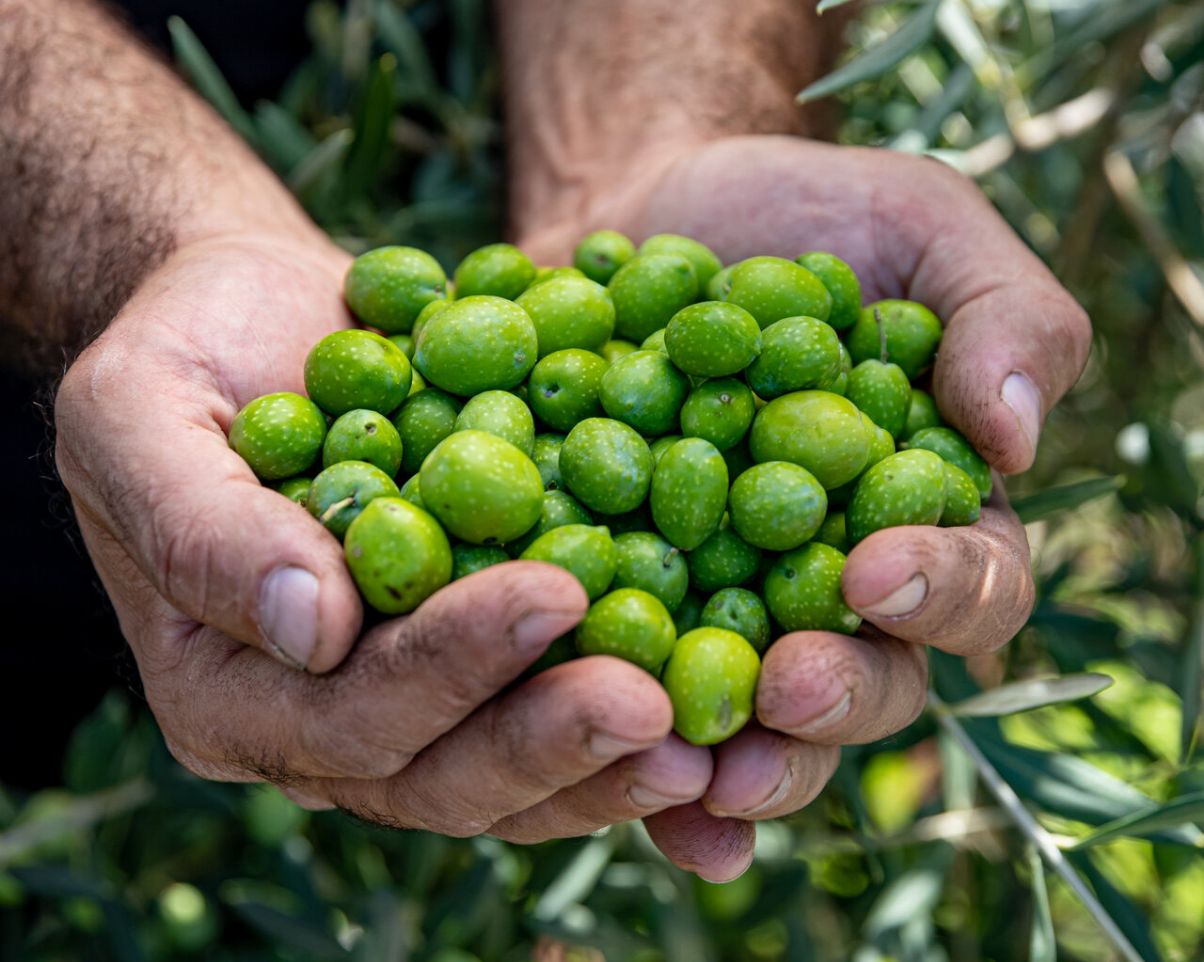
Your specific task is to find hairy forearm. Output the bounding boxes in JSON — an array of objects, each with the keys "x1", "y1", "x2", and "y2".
[
  {"x1": 0, "y1": 0, "x2": 314, "y2": 371},
  {"x1": 499, "y1": 0, "x2": 846, "y2": 246}
]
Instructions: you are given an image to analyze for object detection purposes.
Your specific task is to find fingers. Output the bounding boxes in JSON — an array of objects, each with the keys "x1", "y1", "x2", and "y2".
[
  {"x1": 490, "y1": 735, "x2": 713, "y2": 843},
  {"x1": 294, "y1": 656, "x2": 674, "y2": 836},
  {"x1": 55, "y1": 353, "x2": 363, "y2": 673},
  {"x1": 840, "y1": 492, "x2": 1034, "y2": 655},
  {"x1": 872, "y1": 156, "x2": 1091, "y2": 474},
  {"x1": 701, "y1": 725, "x2": 839, "y2": 820},
  {"x1": 643, "y1": 802, "x2": 756, "y2": 884},
  {"x1": 755, "y1": 631, "x2": 928, "y2": 746},
  {"x1": 140, "y1": 562, "x2": 588, "y2": 781}
]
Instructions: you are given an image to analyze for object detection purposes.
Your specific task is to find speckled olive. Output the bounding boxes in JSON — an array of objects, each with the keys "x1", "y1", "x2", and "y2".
[
  {"x1": 662, "y1": 627, "x2": 761, "y2": 745},
  {"x1": 531, "y1": 433, "x2": 566, "y2": 490},
  {"x1": 451, "y1": 544, "x2": 511, "y2": 579},
  {"x1": 846, "y1": 359, "x2": 911, "y2": 439},
  {"x1": 304, "y1": 330, "x2": 413, "y2": 417},
  {"x1": 573, "y1": 229, "x2": 636, "y2": 285},
  {"x1": 906, "y1": 426, "x2": 992, "y2": 499},
  {"x1": 344, "y1": 497, "x2": 452, "y2": 614},
  {"x1": 679, "y1": 378, "x2": 756, "y2": 451},
  {"x1": 452, "y1": 243, "x2": 536, "y2": 300},
  {"x1": 516, "y1": 275, "x2": 615, "y2": 356},
  {"x1": 521, "y1": 524, "x2": 617, "y2": 600},
  {"x1": 639, "y1": 233, "x2": 723, "y2": 288},
  {"x1": 941, "y1": 462, "x2": 982, "y2": 527},
  {"x1": 903, "y1": 388, "x2": 943, "y2": 439},
  {"x1": 728, "y1": 461, "x2": 827, "y2": 551},
  {"x1": 650, "y1": 438, "x2": 728, "y2": 550},
  {"x1": 725, "y1": 256, "x2": 832, "y2": 328},
  {"x1": 414, "y1": 296, "x2": 538, "y2": 395},
  {"x1": 794, "y1": 251, "x2": 861, "y2": 331},
  {"x1": 848, "y1": 300, "x2": 943, "y2": 379},
  {"x1": 506, "y1": 489, "x2": 594, "y2": 557},
  {"x1": 322, "y1": 408, "x2": 403, "y2": 475},
  {"x1": 688, "y1": 523, "x2": 762, "y2": 593},
  {"x1": 527, "y1": 349, "x2": 608, "y2": 433},
  {"x1": 665, "y1": 301, "x2": 762, "y2": 377},
  {"x1": 599, "y1": 350, "x2": 689, "y2": 437},
  {"x1": 560, "y1": 417, "x2": 653, "y2": 515},
  {"x1": 229, "y1": 392, "x2": 326, "y2": 480},
  {"x1": 608, "y1": 254, "x2": 699, "y2": 342},
  {"x1": 744, "y1": 315, "x2": 843, "y2": 400},
  {"x1": 454, "y1": 390, "x2": 535, "y2": 456},
  {"x1": 344, "y1": 246, "x2": 447, "y2": 334},
  {"x1": 392, "y1": 388, "x2": 461, "y2": 475},
  {"x1": 575, "y1": 587, "x2": 677, "y2": 673},
  {"x1": 764, "y1": 543, "x2": 861, "y2": 635},
  {"x1": 611, "y1": 531, "x2": 689, "y2": 613},
  {"x1": 700, "y1": 588, "x2": 771, "y2": 653},
  {"x1": 846, "y1": 449, "x2": 948, "y2": 544},
  {"x1": 749, "y1": 391, "x2": 871, "y2": 490},
  {"x1": 307, "y1": 460, "x2": 401, "y2": 540}
]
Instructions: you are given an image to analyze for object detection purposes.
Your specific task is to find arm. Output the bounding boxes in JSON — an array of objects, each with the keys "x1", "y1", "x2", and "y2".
[
  {"x1": 495, "y1": 0, "x2": 1090, "y2": 881},
  {"x1": 22, "y1": 0, "x2": 700, "y2": 850}
]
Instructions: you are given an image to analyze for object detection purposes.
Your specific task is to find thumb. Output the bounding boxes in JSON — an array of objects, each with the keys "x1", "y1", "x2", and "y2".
[{"x1": 56, "y1": 380, "x2": 362, "y2": 673}]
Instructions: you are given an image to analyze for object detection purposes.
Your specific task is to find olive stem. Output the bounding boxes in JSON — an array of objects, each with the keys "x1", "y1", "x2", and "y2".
[{"x1": 320, "y1": 496, "x2": 356, "y2": 524}]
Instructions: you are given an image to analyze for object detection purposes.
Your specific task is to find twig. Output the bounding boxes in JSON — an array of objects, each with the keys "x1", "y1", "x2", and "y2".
[{"x1": 928, "y1": 692, "x2": 1145, "y2": 962}]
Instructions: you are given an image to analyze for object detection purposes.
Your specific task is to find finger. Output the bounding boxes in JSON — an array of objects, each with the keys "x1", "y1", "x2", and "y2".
[
  {"x1": 643, "y1": 802, "x2": 756, "y2": 884},
  {"x1": 701, "y1": 725, "x2": 839, "y2": 820},
  {"x1": 490, "y1": 735, "x2": 713, "y2": 843},
  {"x1": 136, "y1": 562, "x2": 587, "y2": 781},
  {"x1": 756, "y1": 631, "x2": 927, "y2": 746},
  {"x1": 873, "y1": 156, "x2": 1092, "y2": 474},
  {"x1": 295, "y1": 656, "x2": 673, "y2": 837},
  {"x1": 56, "y1": 350, "x2": 362, "y2": 674},
  {"x1": 840, "y1": 490, "x2": 1034, "y2": 655}
]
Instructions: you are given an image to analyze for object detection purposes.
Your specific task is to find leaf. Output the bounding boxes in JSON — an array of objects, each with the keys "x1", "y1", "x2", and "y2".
[
  {"x1": 287, "y1": 128, "x2": 355, "y2": 195},
  {"x1": 1181, "y1": 534, "x2": 1204, "y2": 763},
  {"x1": 797, "y1": 0, "x2": 942, "y2": 104},
  {"x1": 1011, "y1": 475, "x2": 1125, "y2": 523},
  {"x1": 343, "y1": 54, "x2": 399, "y2": 202},
  {"x1": 1027, "y1": 847, "x2": 1056, "y2": 962},
  {"x1": 1067, "y1": 792, "x2": 1204, "y2": 850},
  {"x1": 947, "y1": 673, "x2": 1113, "y2": 717},
  {"x1": 1068, "y1": 852, "x2": 1165, "y2": 962},
  {"x1": 226, "y1": 898, "x2": 348, "y2": 960},
  {"x1": 817, "y1": 0, "x2": 857, "y2": 11},
  {"x1": 375, "y1": 0, "x2": 438, "y2": 95},
  {"x1": 966, "y1": 726, "x2": 1203, "y2": 847},
  {"x1": 863, "y1": 848, "x2": 952, "y2": 938},
  {"x1": 532, "y1": 836, "x2": 614, "y2": 922},
  {"x1": 167, "y1": 18, "x2": 256, "y2": 142},
  {"x1": 253, "y1": 101, "x2": 317, "y2": 174},
  {"x1": 1143, "y1": 421, "x2": 1200, "y2": 520}
]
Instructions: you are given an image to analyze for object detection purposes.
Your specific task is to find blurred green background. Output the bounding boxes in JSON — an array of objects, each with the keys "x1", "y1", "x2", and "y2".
[{"x1": 3, "y1": 1, "x2": 1203, "y2": 960}]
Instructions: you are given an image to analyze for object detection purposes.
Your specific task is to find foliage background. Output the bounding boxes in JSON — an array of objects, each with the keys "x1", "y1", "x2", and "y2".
[{"x1": 3, "y1": 0, "x2": 1203, "y2": 960}]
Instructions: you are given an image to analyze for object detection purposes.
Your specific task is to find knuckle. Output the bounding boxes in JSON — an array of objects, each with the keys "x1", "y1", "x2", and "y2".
[{"x1": 298, "y1": 713, "x2": 415, "y2": 780}]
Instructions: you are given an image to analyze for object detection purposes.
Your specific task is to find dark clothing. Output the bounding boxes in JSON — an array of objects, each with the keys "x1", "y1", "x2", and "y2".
[{"x1": 2, "y1": 2, "x2": 311, "y2": 788}]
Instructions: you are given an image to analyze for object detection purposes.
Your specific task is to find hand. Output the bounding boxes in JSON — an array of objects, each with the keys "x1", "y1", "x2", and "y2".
[
  {"x1": 521, "y1": 135, "x2": 1090, "y2": 881},
  {"x1": 54, "y1": 234, "x2": 714, "y2": 840}
]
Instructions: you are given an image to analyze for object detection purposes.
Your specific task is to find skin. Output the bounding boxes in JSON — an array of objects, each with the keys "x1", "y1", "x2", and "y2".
[{"x1": 1, "y1": 0, "x2": 1086, "y2": 883}]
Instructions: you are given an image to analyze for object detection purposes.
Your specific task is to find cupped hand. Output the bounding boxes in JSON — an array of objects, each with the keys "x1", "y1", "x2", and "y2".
[
  {"x1": 53, "y1": 234, "x2": 713, "y2": 846},
  {"x1": 522, "y1": 135, "x2": 1090, "y2": 881}
]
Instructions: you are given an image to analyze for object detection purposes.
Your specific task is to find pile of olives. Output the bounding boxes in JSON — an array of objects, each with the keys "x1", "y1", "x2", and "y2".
[{"x1": 228, "y1": 232, "x2": 990, "y2": 746}]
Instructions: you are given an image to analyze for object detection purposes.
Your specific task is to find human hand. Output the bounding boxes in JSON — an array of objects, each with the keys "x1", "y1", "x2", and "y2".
[
  {"x1": 54, "y1": 234, "x2": 716, "y2": 841},
  {"x1": 520, "y1": 135, "x2": 1090, "y2": 880}
]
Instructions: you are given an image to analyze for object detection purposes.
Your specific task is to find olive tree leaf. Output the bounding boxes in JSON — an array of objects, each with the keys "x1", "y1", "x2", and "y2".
[
  {"x1": 797, "y1": 0, "x2": 942, "y2": 103},
  {"x1": 946, "y1": 673, "x2": 1113, "y2": 718},
  {"x1": 1011, "y1": 475, "x2": 1125, "y2": 524},
  {"x1": 1027, "y1": 846, "x2": 1057, "y2": 962},
  {"x1": 817, "y1": 0, "x2": 858, "y2": 12},
  {"x1": 167, "y1": 17, "x2": 256, "y2": 142},
  {"x1": 1067, "y1": 792, "x2": 1204, "y2": 850}
]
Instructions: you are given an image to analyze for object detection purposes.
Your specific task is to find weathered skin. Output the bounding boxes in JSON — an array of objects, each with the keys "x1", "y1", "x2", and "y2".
[
  {"x1": 344, "y1": 245, "x2": 447, "y2": 334},
  {"x1": 575, "y1": 587, "x2": 677, "y2": 672},
  {"x1": 940, "y1": 462, "x2": 982, "y2": 527},
  {"x1": 454, "y1": 390, "x2": 536, "y2": 456},
  {"x1": 848, "y1": 299, "x2": 943, "y2": 380},
  {"x1": 420, "y1": 430, "x2": 544, "y2": 544},
  {"x1": 560, "y1": 417, "x2": 653, "y2": 515},
  {"x1": 651, "y1": 438, "x2": 728, "y2": 550},
  {"x1": 662, "y1": 627, "x2": 761, "y2": 746},
  {"x1": 607, "y1": 253, "x2": 699, "y2": 342},
  {"x1": 452, "y1": 242, "x2": 537, "y2": 299},
  {"x1": 846, "y1": 449, "x2": 948, "y2": 544},
  {"x1": 744, "y1": 315, "x2": 843, "y2": 399},
  {"x1": 725, "y1": 256, "x2": 832, "y2": 328},
  {"x1": 639, "y1": 233, "x2": 723, "y2": 288},
  {"x1": 749, "y1": 390, "x2": 871, "y2": 490},
  {"x1": 322, "y1": 408, "x2": 404, "y2": 476},
  {"x1": 795, "y1": 251, "x2": 861, "y2": 331},
  {"x1": 907, "y1": 426, "x2": 992, "y2": 499},
  {"x1": 679, "y1": 378, "x2": 756, "y2": 451},
  {"x1": 229, "y1": 392, "x2": 326, "y2": 481},
  {"x1": 611, "y1": 531, "x2": 689, "y2": 613},
  {"x1": 665, "y1": 301, "x2": 762, "y2": 377},
  {"x1": 304, "y1": 329, "x2": 413, "y2": 417},
  {"x1": 307, "y1": 460, "x2": 401, "y2": 540},
  {"x1": 763, "y1": 543, "x2": 861, "y2": 634},
  {"x1": 415, "y1": 296, "x2": 539, "y2": 396},
  {"x1": 687, "y1": 523, "x2": 762, "y2": 593},
  {"x1": 573, "y1": 229, "x2": 636, "y2": 284},
  {"x1": 521, "y1": 524, "x2": 618, "y2": 600},
  {"x1": 451, "y1": 544, "x2": 511, "y2": 580},
  {"x1": 527, "y1": 349, "x2": 608, "y2": 433},
  {"x1": 728, "y1": 461, "x2": 827, "y2": 551},
  {"x1": 516, "y1": 274, "x2": 616, "y2": 355},
  {"x1": 344, "y1": 497, "x2": 452, "y2": 614},
  {"x1": 846, "y1": 359, "x2": 911, "y2": 439},
  {"x1": 700, "y1": 587, "x2": 770, "y2": 653},
  {"x1": 392, "y1": 388, "x2": 461, "y2": 475},
  {"x1": 599, "y1": 349, "x2": 689, "y2": 436}
]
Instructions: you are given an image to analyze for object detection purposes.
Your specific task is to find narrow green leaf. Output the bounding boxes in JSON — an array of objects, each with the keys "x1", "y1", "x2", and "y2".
[
  {"x1": 1181, "y1": 534, "x2": 1204, "y2": 763},
  {"x1": 1144, "y1": 421, "x2": 1200, "y2": 519},
  {"x1": 817, "y1": 0, "x2": 858, "y2": 12},
  {"x1": 1068, "y1": 853, "x2": 1165, "y2": 962},
  {"x1": 1067, "y1": 792, "x2": 1204, "y2": 850},
  {"x1": 287, "y1": 129, "x2": 354, "y2": 195},
  {"x1": 797, "y1": 0, "x2": 942, "y2": 104},
  {"x1": 863, "y1": 848, "x2": 952, "y2": 938},
  {"x1": 343, "y1": 54, "x2": 399, "y2": 202},
  {"x1": 1011, "y1": 475, "x2": 1125, "y2": 523},
  {"x1": 167, "y1": 18, "x2": 256, "y2": 142},
  {"x1": 533, "y1": 836, "x2": 614, "y2": 922},
  {"x1": 376, "y1": 0, "x2": 438, "y2": 94},
  {"x1": 253, "y1": 101, "x2": 317, "y2": 174},
  {"x1": 947, "y1": 673, "x2": 1113, "y2": 718},
  {"x1": 1027, "y1": 846, "x2": 1057, "y2": 962},
  {"x1": 227, "y1": 899, "x2": 349, "y2": 960},
  {"x1": 967, "y1": 725, "x2": 1202, "y2": 847}
]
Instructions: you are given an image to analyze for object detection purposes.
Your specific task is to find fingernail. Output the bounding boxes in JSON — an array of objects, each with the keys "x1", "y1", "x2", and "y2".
[
  {"x1": 733, "y1": 768, "x2": 794, "y2": 819},
  {"x1": 514, "y1": 610, "x2": 583, "y2": 653},
  {"x1": 1002, "y1": 372, "x2": 1041, "y2": 460},
  {"x1": 793, "y1": 689, "x2": 852, "y2": 736},
  {"x1": 698, "y1": 848, "x2": 755, "y2": 885},
  {"x1": 589, "y1": 731, "x2": 654, "y2": 760},
  {"x1": 863, "y1": 572, "x2": 928, "y2": 619},
  {"x1": 260, "y1": 566, "x2": 320, "y2": 670},
  {"x1": 627, "y1": 783, "x2": 683, "y2": 809}
]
